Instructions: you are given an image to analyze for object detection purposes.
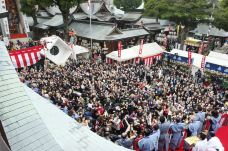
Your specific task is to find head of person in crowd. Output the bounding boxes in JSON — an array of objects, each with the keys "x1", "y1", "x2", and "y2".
[{"x1": 17, "y1": 58, "x2": 227, "y2": 150}]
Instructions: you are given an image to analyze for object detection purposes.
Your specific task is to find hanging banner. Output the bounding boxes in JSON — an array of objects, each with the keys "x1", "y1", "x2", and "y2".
[
  {"x1": 22, "y1": 14, "x2": 30, "y2": 33},
  {"x1": 0, "y1": 0, "x2": 9, "y2": 35},
  {"x1": 163, "y1": 35, "x2": 168, "y2": 48},
  {"x1": 139, "y1": 39, "x2": 144, "y2": 54},
  {"x1": 198, "y1": 43, "x2": 204, "y2": 54},
  {"x1": 2, "y1": 18, "x2": 10, "y2": 35},
  {"x1": 201, "y1": 56, "x2": 206, "y2": 68},
  {"x1": 118, "y1": 41, "x2": 122, "y2": 58},
  {"x1": 177, "y1": 25, "x2": 180, "y2": 36},
  {"x1": 0, "y1": 0, "x2": 6, "y2": 11},
  {"x1": 188, "y1": 51, "x2": 192, "y2": 65}
]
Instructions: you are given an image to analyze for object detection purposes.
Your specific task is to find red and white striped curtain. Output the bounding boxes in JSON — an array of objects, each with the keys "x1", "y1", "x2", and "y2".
[
  {"x1": 9, "y1": 46, "x2": 43, "y2": 68},
  {"x1": 134, "y1": 57, "x2": 141, "y2": 64},
  {"x1": 144, "y1": 57, "x2": 154, "y2": 66},
  {"x1": 106, "y1": 58, "x2": 113, "y2": 64},
  {"x1": 143, "y1": 53, "x2": 162, "y2": 66},
  {"x1": 106, "y1": 53, "x2": 163, "y2": 66}
]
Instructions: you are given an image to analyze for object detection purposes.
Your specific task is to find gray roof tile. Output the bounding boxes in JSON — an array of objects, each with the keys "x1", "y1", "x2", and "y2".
[{"x1": 0, "y1": 41, "x2": 63, "y2": 151}]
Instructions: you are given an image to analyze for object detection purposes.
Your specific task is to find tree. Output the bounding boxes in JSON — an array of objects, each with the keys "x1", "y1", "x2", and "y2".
[
  {"x1": 41, "y1": 0, "x2": 80, "y2": 40},
  {"x1": 114, "y1": 0, "x2": 141, "y2": 11},
  {"x1": 213, "y1": 0, "x2": 228, "y2": 31},
  {"x1": 144, "y1": 0, "x2": 211, "y2": 49},
  {"x1": 21, "y1": 0, "x2": 85, "y2": 40},
  {"x1": 20, "y1": 0, "x2": 39, "y2": 28},
  {"x1": 144, "y1": 0, "x2": 169, "y2": 22}
]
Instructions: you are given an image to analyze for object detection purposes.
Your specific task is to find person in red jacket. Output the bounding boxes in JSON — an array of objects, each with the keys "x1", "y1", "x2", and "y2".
[{"x1": 133, "y1": 131, "x2": 144, "y2": 151}]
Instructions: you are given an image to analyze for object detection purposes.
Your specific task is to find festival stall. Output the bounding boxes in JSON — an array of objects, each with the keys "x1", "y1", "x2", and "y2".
[
  {"x1": 169, "y1": 49, "x2": 203, "y2": 68},
  {"x1": 167, "y1": 49, "x2": 228, "y2": 74},
  {"x1": 185, "y1": 37, "x2": 201, "y2": 47},
  {"x1": 106, "y1": 42, "x2": 164, "y2": 66},
  {"x1": 9, "y1": 45, "x2": 43, "y2": 68},
  {"x1": 71, "y1": 45, "x2": 89, "y2": 60},
  {"x1": 136, "y1": 42, "x2": 164, "y2": 66},
  {"x1": 204, "y1": 57, "x2": 228, "y2": 74}
]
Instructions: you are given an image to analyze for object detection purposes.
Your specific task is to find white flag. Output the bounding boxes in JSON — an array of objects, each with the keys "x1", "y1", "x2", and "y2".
[{"x1": 23, "y1": 14, "x2": 30, "y2": 33}]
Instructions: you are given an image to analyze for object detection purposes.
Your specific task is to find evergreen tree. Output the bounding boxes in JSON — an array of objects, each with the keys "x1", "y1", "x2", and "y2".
[{"x1": 144, "y1": 0, "x2": 211, "y2": 49}]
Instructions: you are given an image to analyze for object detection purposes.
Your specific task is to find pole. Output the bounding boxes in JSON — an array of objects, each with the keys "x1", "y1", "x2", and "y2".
[{"x1": 89, "y1": 2, "x2": 93, "y2": 59}]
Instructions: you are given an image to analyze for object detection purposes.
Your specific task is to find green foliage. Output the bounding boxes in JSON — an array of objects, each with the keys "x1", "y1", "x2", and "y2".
[
  {"x1": 144, "y1": 0, "x2": 211, "y2": 28},
  {"x1": 213, "y1": 0, "x2": 228, "y2": 31},
  {"x1": 114, "y1": 0, "x2": 142, "y2": 11},
  {"x1": 20, "y1": 0, "x2": 38, "y2": 16}
]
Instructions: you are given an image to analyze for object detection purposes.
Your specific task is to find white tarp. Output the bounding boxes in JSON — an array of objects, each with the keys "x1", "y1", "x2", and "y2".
[
  {"x1": 106, "y1": 47, "x2": 138, "y2": 62},
  {"x1": 106, "y1": 42, "x2": 164, "y2": 62},
  {"x1": 208, "y1": 51, "x2": 228, "y2": 62},
  {"x1": 73, "y1": 45, "x2": 89, "y2": 54},
  {"x1": 40, "y1": 35, "x2": 72, "y2": 66},
  {"x1": 24, "y1": 85, "x2": 131, "y2": 151},
  {"x1": 71, "y1": 45, "x2": 89, "y2": 60}
]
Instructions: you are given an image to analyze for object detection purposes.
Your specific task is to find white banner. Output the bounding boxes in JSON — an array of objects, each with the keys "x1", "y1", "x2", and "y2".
[
  {"x1": 0, "y1": 0, "x2": 6, "y2": 12},
  {"x1": 2, "y1": 18, "x2": 10, "y2": 35},
  {"x1": 23, "y1": 14, "x2": 30, "y2": 33}
]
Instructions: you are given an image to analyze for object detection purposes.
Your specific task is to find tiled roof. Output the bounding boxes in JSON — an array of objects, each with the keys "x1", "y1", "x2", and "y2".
[
  {"x1": 69, "y1": 20, "x2": 149, "y2": 40},
  {"x1": 25, "y1": 85, "x2": 131, "y2": 151},
  {"x1": 190, "y1": 24, "x2": 228, "y2": 37},
  {"x1": 0, "y1": 41, "x2": 132, "y2": 151},
  {"x1": 0, "y1": 41, "x2": 63, "y2": 151}
]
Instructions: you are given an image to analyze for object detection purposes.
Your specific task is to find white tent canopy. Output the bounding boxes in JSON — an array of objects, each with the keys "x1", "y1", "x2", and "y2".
[
  {"x1": 208, "y1": 51, "x2": 228, "y2": 62},
  {"x1": 71, "y1": 45, "x2": 89, "y2": 60},
  {"x1": 170, "y1": 49, "x2": 228, "y2": 68},
  {"x1": 106, "y1": 42, "x2": 164, "y2": 62},
  {"x1": 137, "y1": 42, "x2": 164, "y2": 58},
  {"x1": 206, "y1": 56, "x2": 228, "y2": 67},
  {"x1": 170, "y1": 49, "x2": 204, "y2": 68},
  {"x1": 106, "y1": 47, "x2": 138, "y2": 62},
  {"x1": 73, "y1": 45, "x2": 89, "y2": 55}
]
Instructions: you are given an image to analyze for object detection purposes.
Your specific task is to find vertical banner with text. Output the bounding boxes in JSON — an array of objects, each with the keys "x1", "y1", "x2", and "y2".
[
  {"x1": 188, "y1": 50, "x2": 192, "y2": 66},
  {"x1": 201, "y1": 56, "x2": 206, "y2": 68},
  {"x1": 139, "y1": 39, "x2": 144, "y2": 55},
  {"x1": 118, "y1": 41, "x2": 122, "y2": 58},
  {"x1": 0, "y1": 0, "x2": 10, "y2": 35},
  {"x1": 22, "y1": 14, "x2": 30, "y2": 33}
]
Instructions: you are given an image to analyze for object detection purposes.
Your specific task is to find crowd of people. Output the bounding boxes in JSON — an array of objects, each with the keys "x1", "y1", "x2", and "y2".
[
  {"x1": 7, "y1": 39, "x2": 39, "y2": 51},
  {"x1": 18, "y1": 58, "x2": 227, "y2": 151}
]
